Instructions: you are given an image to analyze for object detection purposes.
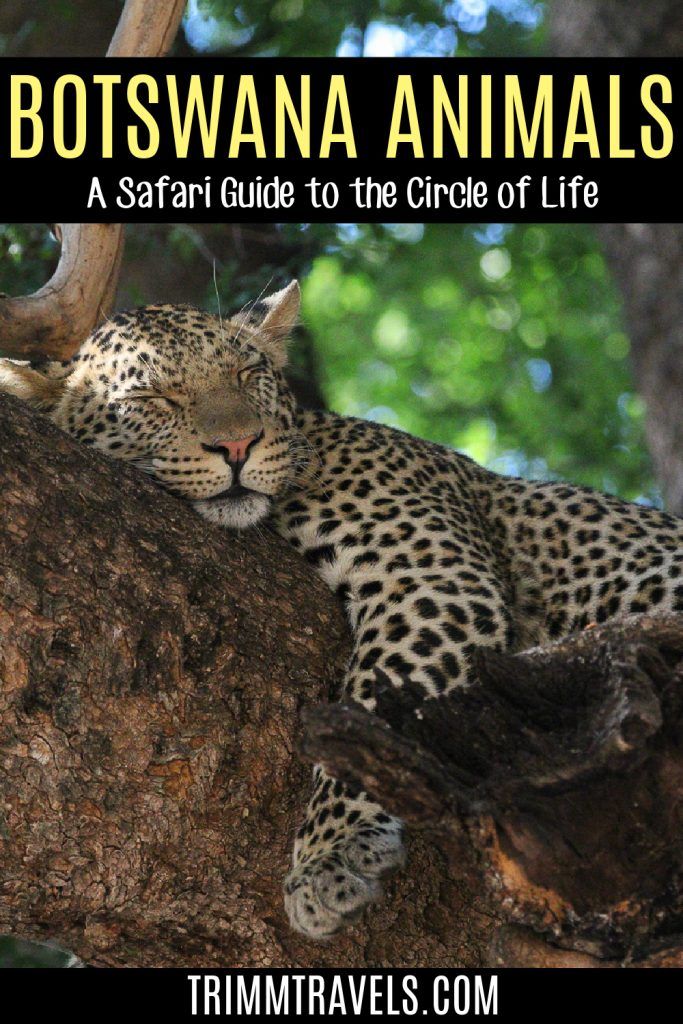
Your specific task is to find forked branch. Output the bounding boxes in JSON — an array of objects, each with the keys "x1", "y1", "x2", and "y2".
[{"x1": 0, "y1": 0, "x2": 186, "y2": 361}]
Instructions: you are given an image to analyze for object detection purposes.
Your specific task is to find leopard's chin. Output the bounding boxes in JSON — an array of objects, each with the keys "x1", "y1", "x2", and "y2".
[{"x1": 193, "y1": 491, "x2": 272, "y2": 530}]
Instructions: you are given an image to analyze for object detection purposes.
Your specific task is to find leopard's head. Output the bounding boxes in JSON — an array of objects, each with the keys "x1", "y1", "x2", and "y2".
[{"x1": 0, "y1": 281, "x2": 313, "y2": 528}]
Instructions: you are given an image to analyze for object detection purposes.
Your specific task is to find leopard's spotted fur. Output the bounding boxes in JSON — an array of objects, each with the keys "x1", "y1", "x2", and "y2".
[{"x1": 2, "y1": 282, "x2": 682, "y2": 938}]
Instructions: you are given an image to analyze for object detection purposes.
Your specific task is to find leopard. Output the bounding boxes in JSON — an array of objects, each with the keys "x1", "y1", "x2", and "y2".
[{"x1": 2, "y1": 279, "x2": 682, "y2": 939}]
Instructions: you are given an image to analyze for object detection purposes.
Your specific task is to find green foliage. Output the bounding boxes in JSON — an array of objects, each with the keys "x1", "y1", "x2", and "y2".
[
  {"x1": 187, "y1": 0, "x2": 545, "y2": 57},
  {"x1": 0, "y1": 2, "x2": 658, "y2": 515},
  {"x1": 302, "y1": 222, "x2": 656, "y2": 503},
  {"x1": 0, "y1": 224, "x2": 58, "y2": 294},
  {"x1": 0, "y1": 226, "x2": 656, "y2": 506},
  {"x1": 179, "y1": 0, "x2": 654, "y2": 503}
]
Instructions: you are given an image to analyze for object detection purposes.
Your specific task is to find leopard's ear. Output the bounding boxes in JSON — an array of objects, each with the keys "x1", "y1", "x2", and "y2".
[
  {"x1": 0, "y1": 361, "x2": 66, "y2": 414},
  {"x1": 247, "y1": 280, "x2": 300, "y2": 369}
]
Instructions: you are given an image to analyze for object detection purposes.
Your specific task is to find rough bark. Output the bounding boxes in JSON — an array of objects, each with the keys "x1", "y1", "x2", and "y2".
[
  {"x1": 549, "y1": 0, "x2": 683, "y2": 58},
  {"x1": 597, "y1": 224, "x2": 683, "y2": 516},
  {"x1": 303, "y1": 614, "x2": 683, "y2": 968},
  {"x1": 107, "y1": 0, "x2": 186, "y2": 58},
  {"x1": 550, "y1": 0, "x2": 683, "y2": 514},
  {"x1": 2, "y1": 390, "x2": 682, "y2": 966},
  {"x1": 2, "y1": 393, "x2": 680, "y2": 967},
  {"x1": 0, "y1": 394, "x2": 493, "y2": 967}
]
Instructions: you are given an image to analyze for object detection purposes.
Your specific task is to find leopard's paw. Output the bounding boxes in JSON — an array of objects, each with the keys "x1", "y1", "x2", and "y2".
[{"x1": 283, "y1": 830, "x2": 405, "y2": 938}]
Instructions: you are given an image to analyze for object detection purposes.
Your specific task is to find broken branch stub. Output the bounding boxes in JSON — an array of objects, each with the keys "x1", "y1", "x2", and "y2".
[{"x1": 302, "y1": 614, "x2": 683, "y2": 962}]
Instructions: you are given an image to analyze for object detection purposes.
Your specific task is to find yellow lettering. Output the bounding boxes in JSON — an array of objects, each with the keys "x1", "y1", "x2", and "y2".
[
  {"x1": 641, "y1": 74, "x2": 673, "y2": 158},
  {"x1": 229, "y1": 75, "x2": 265, "y2": 158},
  {"x1": 481, "y1": 75, "x2": 492, "y2": 158},
  {"x1": 320, "y1": 75, "x2": 356, "y2": 157},
  {"x1": 505, "y1": 74, "x2": 553, "y2": 157},
  {"x1": 93, "y1": 74, "x2": 121, "y2": 158},
  {"x1": 608, "y1": 75, "x2": 635, "y2": 157},
  {"x1": 433, "y1": 75, "x2": 468, "y2": 158},
  {"x1": 53, "y1": 75, "x2": 87, "y2": 158},
  {"x1": 275, "y1": 75, "x2": 310, "y2": 158},
  {"x1": 168, "y1": 74, "x2": 223, "y2": 158},
  {"x1": 562, "y1": 75, "x2": 600, "y2": 158},
  {"x1": 127, "y1": 75, "x2": 160, "y2": 159},
  {"x1": 387, "y1": 75, "x2": 423, "y2": 157},
  {"x1": 10, "y1": 75, "x2": 43, "y2": 157}
]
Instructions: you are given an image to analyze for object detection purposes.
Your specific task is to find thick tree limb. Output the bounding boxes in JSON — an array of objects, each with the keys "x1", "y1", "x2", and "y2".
[
  {"x1": 0, "y1": 394, "x2": 496, "y2": 967},
  {"x1": 1, "y1": 392, "x2": 680, "y2": 967},
  {"x1": 0, "y1": 0, "x2": 186, "y2": 362},
  {"x1": 303, "y1": 615, "x2": 683, "y2": 966}
]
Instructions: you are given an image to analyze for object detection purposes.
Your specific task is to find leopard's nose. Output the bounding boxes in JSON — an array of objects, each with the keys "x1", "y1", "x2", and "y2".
[{"x1": 203, "y1": 431, "x2": 262, "y2": 466}]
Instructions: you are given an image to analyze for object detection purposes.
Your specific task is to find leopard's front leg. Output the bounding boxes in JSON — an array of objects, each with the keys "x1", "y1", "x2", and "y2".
[
  {"x1": 284, "y1": 617, "x2": 406, "y2": 939},
  {"x1": 284, "y1": 762, "x2": 404, "y2": 937},
  {"x1": 284, "y1": 570, "x2": 513, "y2": 938}
]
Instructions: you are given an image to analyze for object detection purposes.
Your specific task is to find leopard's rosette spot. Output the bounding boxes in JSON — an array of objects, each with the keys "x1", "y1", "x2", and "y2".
[{"x1": 2, "y1": 279, "x2": 682, "y2": 939}]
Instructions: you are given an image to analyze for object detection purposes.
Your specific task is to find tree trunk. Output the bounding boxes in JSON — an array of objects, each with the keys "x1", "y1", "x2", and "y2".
[
  {"x1": 550, "y1": 0, "x2": 683, "y2": 514},
  {"x1": 0, "y1": 394, "x2": 494, "y2": 967},
  {"x1": 597, "y1": 224, "x2": 683, "y2": 515}
]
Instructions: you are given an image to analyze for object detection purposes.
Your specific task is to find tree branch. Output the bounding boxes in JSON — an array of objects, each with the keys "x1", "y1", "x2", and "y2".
[
  {"x1": 0, "y1": 224, "x2": 124, "y2": 361},
  {"x1": 0, "y1": 393, "x2": 497, "y2": 967},
  {"x1": 107, "y1": 0, "x2": 186, "y2": 58},
  {"x1": 303, "y1": 615, "x2": 683, "y2": 964},
  {"x1": 2, "y1": 389, "x2": 680, "y2": 966},
  {"x1": 0, "y1": 0, "x2": 187, "y2": 361}
]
